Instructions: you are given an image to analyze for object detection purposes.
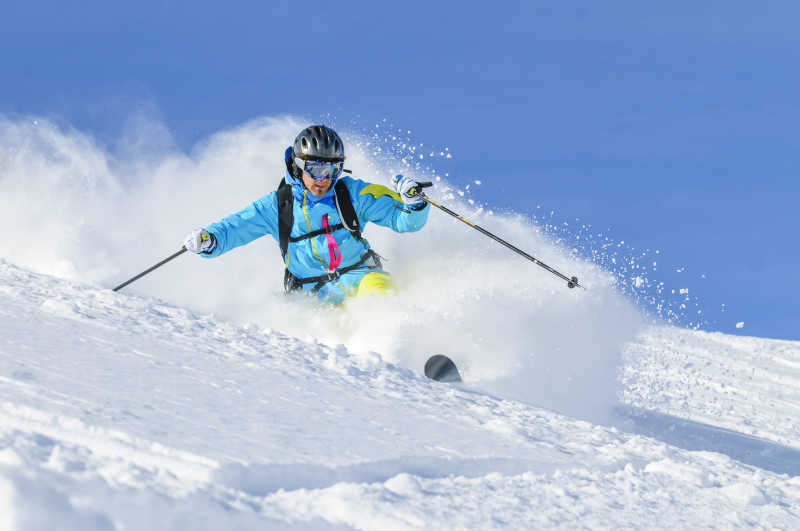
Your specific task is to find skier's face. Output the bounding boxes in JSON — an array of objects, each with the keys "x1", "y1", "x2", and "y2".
[{"x1": 301, "y1": 172, "x2": 333, "y2": 197}]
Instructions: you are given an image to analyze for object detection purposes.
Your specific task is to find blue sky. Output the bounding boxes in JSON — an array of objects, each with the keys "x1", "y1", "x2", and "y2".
[{"x1": 3, "y1": 1, "x2": 799, "y2": 339}]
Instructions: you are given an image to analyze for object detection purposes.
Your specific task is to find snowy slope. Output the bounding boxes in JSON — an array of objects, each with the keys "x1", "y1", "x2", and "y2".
[
  {"x1": 622, "y1": 327, "x2": 800, "y2": 453},
  {"x1": 1, "y1": 260, "x2": 799, "y2": 530},
  {"x1": 1, "y1": 114, "x2": 799, "y2": 529}
]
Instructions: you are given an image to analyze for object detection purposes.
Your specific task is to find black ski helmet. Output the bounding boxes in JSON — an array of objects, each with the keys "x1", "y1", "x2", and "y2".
[{"x1": 292, "y1": 125, "x2": 345, "y2": 162}]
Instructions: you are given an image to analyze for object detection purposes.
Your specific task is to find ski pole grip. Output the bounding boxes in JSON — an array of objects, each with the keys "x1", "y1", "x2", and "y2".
[{"x1": 411, "y1": 181, "x2": 433, "y2": 197}]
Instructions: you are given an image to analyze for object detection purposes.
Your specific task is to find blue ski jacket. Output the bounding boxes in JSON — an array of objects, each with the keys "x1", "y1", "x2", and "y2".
[{"x1": 202, "y1": 171, "x2": 429, "y2": 303}]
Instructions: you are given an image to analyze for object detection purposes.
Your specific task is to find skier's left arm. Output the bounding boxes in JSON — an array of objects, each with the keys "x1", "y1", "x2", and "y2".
[{"x1": 350, "y1": 175, "x2": 429, "y2": 233}]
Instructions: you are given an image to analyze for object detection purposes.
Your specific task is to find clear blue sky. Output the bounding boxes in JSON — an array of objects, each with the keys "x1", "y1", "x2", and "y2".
[{"x1": 3, "y1": 1, "x2": 798, "y2": 339}]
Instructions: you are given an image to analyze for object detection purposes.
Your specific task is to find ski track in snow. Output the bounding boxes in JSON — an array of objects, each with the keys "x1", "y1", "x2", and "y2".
[{"x1": 1, "y1": 261, "x2": 800, "y2": 529}]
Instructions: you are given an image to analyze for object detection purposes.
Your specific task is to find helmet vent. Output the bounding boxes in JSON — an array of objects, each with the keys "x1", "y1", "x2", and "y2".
[{"x1": 292, "y1": 124, "x2": 345, "y2": 162}]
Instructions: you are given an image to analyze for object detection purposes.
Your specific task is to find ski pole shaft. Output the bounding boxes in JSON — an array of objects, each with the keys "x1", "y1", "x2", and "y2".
[
  {"x1": 410, "y1": 183, "x2": 584, "y2": 290},
  {"x1": 112, "y1": 247, "x2": 188, "y2": 292}
]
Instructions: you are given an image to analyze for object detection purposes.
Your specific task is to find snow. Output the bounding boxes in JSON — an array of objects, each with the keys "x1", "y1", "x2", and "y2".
[
  {"x1": 0, "y1": 114, "x2": 643, "y2": 425},
  {"x1": 621, "y1": 326, "x2": 800, "y2": 451},
  {"x1": 1, "y1": 261, "x2": 799, "y2": 529},
  {"x1": 1, "y1": 114, "x2": 799, "y2": 528}
]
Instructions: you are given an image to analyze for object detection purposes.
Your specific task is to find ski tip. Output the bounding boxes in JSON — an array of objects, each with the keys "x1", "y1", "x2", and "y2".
[{"x1": 424, "y1": 354, "x2": 462, "y2": 383}]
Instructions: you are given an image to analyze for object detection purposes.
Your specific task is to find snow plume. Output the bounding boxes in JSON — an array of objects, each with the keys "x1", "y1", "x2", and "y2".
[{"x1": 0, "y1": 114, "x2": 642, "y2": 424}]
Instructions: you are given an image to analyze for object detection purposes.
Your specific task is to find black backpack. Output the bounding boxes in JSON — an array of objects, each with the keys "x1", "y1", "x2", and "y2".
[
  {"x1": 276, "y1": 176, "x2": 362, "y2": 263},
  {"x1": 276, "y1": 162, "x2": 381, "y2": 293}
]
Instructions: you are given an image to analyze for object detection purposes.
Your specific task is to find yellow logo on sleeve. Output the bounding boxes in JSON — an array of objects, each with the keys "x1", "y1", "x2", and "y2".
[{"x1": 359, "y1": 184, "x2": 402, "y2": 202}]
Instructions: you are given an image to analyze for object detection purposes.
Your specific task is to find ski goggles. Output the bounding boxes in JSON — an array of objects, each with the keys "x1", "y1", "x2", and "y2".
[{"x1": 297, "y1": 158, "x2": 344, "y2": 181}]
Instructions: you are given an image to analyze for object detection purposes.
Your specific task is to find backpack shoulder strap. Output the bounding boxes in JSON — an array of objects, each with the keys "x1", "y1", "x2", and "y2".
[
  {"x1": 334, "y1": 179, "x2": 362, "y2": 240},
  {"x1": 276, "y1": 177, "x2": 294, "y2": 263}
]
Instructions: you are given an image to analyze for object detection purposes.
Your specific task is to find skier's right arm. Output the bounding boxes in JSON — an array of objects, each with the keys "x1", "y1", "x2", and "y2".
[{"x1": 192, "y1": 192, "x2": 279, "y2": 258}]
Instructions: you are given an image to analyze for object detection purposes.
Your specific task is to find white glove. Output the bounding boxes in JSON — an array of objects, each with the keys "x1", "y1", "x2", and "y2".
[
  {"x1": 183, "y1": 228, "x2": 216, "y2": 254},
  {"x1": 391, "y1": 174, "x2": 424, "y2": 205}
]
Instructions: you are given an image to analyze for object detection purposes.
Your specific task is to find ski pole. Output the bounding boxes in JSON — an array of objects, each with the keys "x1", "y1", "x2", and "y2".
[
  {"x1": 410, "y1": 182, "x2": 584, "y2": 290},
  {"x1": 112, "y1": 247, "x2": 188, "y2": 292}
]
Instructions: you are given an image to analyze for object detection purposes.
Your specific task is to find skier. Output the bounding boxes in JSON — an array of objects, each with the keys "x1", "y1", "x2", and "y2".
[{"x1": 182, "y1": 125, "x2": 430, "y2": 304}]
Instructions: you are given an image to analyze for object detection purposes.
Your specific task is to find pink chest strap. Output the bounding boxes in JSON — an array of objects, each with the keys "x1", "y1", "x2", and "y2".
[{"x1": 321, "y1": 214, "x2": 342, "y2": 272}]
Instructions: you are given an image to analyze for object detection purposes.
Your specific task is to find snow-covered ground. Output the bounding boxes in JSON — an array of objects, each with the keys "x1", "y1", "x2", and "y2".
[
  {"x1": 1, "y1": 261, "x2": 799, "y2": 530},
  {"x1": 1, "y1": 115, "x2": 799, "y2": 529}
]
